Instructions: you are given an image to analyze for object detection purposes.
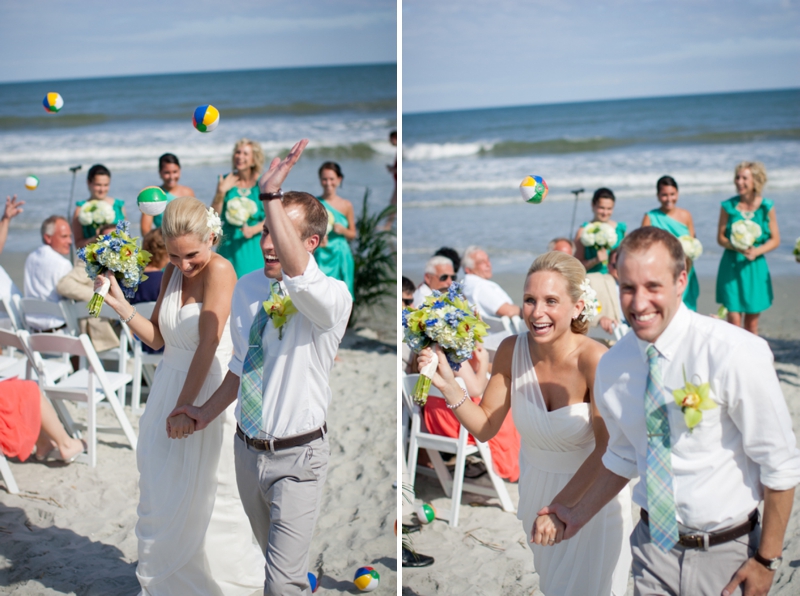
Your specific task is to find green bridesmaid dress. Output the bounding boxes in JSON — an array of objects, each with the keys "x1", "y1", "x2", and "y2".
[
  {"x1": 316, "y1": 198, "x2": 354, "y2": 298},
  {"x1": 151, "y1": 191, "x2": 176, "y2": 229},
  {"x1": 716, "y1": 197, "x2": 773, "y2": 314},
  {"x1": 75, "y1": 198, "x2": 125, "y2": 240},
  {"x1": 216, "y1": 186, "x2": 265, "y2": 278},
  {"x1": 647, "y1": 209, "x2": 699, "y2": 311},
  {"x1": 580, "y1": 221, "x2": 627, "y2": 274}
]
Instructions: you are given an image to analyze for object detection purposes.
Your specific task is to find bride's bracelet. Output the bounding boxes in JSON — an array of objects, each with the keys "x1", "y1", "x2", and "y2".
[
  {"x1": 446, "y1": 385, "x2": 470, "y2": 410},
  {"x1": 120, "y1": 306, "x2": 137, "y2": 324}
]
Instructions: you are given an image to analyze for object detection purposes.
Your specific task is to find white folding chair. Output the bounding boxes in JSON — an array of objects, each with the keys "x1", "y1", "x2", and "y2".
[
  {"x1": 26, "y1": 332, "x2": 136, "y2": 467},
  {"x1": 62, "y1": 300, "x2": 129, "y2": 405},
  {"x1": 0, "y1": 295, "x2": 23, "y2": 331},
  {"x1": 0, "y1": 328, "x2": 72, "y2": 383},
  {"x1": 122, "y1": 301, "x2": 161, "y2": 413},
  {"x1": 481, "y1": 312, "x2": 514, "y2": 335},
  {"x1": 402, "y1": 373, "x2": 515, "y2": 527},
  {"x1": 0, "y1": 450, "x2": 19, "y2": 494},
  {"x1": 511, "y1": 315, "x2": 527, "y2": 335}
]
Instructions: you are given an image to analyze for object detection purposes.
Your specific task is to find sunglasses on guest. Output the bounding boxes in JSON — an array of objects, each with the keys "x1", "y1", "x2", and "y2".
[
  {"x1": 402, "y1": 298, "x2": 413, "y2": 306},
  {"x1": 438, "y1": 274, "x2": 457, "y2": 282}
]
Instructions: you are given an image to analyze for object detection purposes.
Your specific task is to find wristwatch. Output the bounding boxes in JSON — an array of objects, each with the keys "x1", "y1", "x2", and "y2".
[
  {"x1": 259, "y1": 189, "x2": 283, "y2": 201},
  {"x1": 753, "y1": 550, "x2": 782, "y2": 570}
]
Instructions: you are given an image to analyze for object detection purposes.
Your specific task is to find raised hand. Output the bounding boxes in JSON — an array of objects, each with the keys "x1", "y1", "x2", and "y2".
[
  {"x1": 258, "y1": 139, "x2": 309, "y2": 194},
  {"x1": 216, "y1": 172, "x2": 239, "y2": 196},
  {"x1": 532, "y1": 512, "x2": 565, "y2": 546},
  {"x1": 3, "y1": 195, "x2": 24, "y2": 221}
]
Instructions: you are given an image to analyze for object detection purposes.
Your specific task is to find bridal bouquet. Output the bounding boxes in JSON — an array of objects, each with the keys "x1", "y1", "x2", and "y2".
[
  {"x1": 580, "y1": 222, "x2": 618, "y2": 262},
  {"x1": 402, "y1": 283, "x2": 488, "y2": 405},
  {"x1": 78, "y1": 221, "x2": 151, "y2": 317},
  {"x1": 730, "y1": 220, "x2": 762, "y2": 251},
  {"x1": 225, "y1": 196, "x2": 258, "y2": 227},
  {"x1": 78, "y1": 200, "x2": 115, "y2": 227},
  {"x1": 678, "y1": 235, "x2": 703, "y2": 262}
]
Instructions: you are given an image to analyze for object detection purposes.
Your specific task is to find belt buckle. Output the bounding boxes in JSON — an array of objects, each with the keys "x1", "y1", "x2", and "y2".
[
  {"x1": 685, "y1": 533, "x2": 709, "y2": 551},
  {"x1": 269, "y1": 438, "x2": 276, "y2": 454}
]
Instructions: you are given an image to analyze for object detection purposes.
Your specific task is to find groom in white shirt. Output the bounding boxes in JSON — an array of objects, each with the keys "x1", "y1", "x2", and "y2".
[
  {"x1": 174, "y1": 140, "x2": 352, "y2": 595},
  {"x1": 542, "y1": 227, "x2": 800, "y2": 596}
]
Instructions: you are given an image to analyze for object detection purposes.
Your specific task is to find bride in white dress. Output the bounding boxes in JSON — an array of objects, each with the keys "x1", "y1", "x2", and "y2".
[
  {"x1": 419, "y1": 251, "x2": 632, "y2": 596},
  {"x1": 99, "y1": 197, "x2": 264, "y2": 595}
]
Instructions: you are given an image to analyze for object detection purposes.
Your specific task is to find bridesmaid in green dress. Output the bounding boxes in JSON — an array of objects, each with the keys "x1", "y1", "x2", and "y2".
[
  {"x1": 716, "y1": 161, "x2": 780, "y2": 335},
  {"x1": 141, "y1": 154, "x2": 195, "y2": 235},
  {"x1": 574, "y1": 188, "x2": 626, "y2": 274},
  {"x1": 316, "y1": 162, "x2": 355, "y2": 297},
  {"x1": 211, "y1": 139, "x2": 265, "y2": 277},
  {"x1": 641, "y1": 176, "x2": 699, "y2": 311},
  {"x1": 72, "y1": 164, "x2": 126, "y2": 249}
]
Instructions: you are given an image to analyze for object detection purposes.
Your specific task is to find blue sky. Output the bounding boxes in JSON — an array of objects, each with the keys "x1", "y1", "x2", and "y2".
[
  {"x1": 0, "y1": 0, "x2": 396, "y2": 83},
  {"x1": 403, "y1": 0, "x2": 800, "y2": 113}
]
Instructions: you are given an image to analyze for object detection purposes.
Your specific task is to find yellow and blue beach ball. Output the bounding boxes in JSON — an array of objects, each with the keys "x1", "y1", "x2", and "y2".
[
  {"x1": 520, "y1": 175, "x2": 549, "y2": 204},
  {"x1": 192, "y1": 104, "x2": 219, "y2": 133},
  {"x1": 353, "y1": 567, "x2": 380, "y2": 592},
  {"x1": 42, "y1": 92, "x2": 64, "y2": 113},
  {"x1": 24, "y1": 175, "x2": 39, "y2": 191}
]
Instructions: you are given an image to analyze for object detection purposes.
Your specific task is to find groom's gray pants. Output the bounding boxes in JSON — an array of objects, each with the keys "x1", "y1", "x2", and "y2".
[
  {"x1": 234, "y1": 433, "x2": 330, "y2": 596},
  {"x1": 630, "y1": 517, "x2": 761, "y2": 596}
]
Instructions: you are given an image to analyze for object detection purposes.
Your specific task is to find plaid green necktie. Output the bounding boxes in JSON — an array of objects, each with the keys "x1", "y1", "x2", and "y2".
[
  {"x1": 644, "y1": 344, "x2": 679, "y2": 552},
  {"x1": 239, "y1": 294, "x2": 271, "y2": 438}
]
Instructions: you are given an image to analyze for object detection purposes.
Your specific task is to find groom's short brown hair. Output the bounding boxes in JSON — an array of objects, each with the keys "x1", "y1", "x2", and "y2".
[
  {"x1": 282, "y1": 191, "x2": 330, "y2": 244},
  {"x1": 618, "y1": 227, "x2": 686, "y2": 281}
]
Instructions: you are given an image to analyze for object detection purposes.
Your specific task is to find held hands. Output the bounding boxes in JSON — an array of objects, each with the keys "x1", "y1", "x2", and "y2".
[
  {"x1": 258, "y1": 139, "x2": 309, "y2": 195},
  {"x1": 3, "y1": 195, "x2": 24, "y2": 221},
  {"x1": 166, "y1": 412, "x2": 195, "y2": 439},
  {"x1": 168, "y1": 404, "x2": 210, "y2": 436},
  {"x1": 536, "y1": 503, "x2": 581, "y2": 542},
  {"x1": 532, "y1": 512, "x2": 565, "y2": 546},
  {"x1": 721, "y1": 557, "x2": 775, "y2": 596}
]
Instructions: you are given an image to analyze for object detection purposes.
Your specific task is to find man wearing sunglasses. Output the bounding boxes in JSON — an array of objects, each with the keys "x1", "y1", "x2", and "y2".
[
  {"x1": 461, "y1": 245, "x2": 520, "y2": 318},
  {"x1": 412, "y1": 255, "x2": 456, "y2": 308}
]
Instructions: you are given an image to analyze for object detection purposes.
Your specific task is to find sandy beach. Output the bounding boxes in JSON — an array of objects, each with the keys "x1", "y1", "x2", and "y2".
[
  {"x1": 401, "y1": 270, "x2": 800, "y2": 595},
  {"x1": 0, "y1": 256, "x2": 397, "y2": 595}
]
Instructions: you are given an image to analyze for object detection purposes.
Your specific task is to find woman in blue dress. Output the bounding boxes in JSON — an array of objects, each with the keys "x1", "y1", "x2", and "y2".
[
  {"x1": 72, "y1": 164, "x2": 126, "y2": 249},
  {"x1": 316, "y1": 162, "x2": 356, "y2": 297},
  {"x1": 140, "y1": 153, "x2": 195, "y2": 235},
  {"x1": 641, "y1": 176, "x2": 699, "y2": 310},
  {"x1": 716, "y1": 161, "x2": 780, "y2": 335},
  {"x1": 573, "y1": 188, "x2": 626, "y2": 274}
]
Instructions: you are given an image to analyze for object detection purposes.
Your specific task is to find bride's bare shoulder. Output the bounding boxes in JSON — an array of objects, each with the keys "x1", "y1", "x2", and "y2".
[{"x1": 576, "y1": 334, "x2": 607, "y2": 376}]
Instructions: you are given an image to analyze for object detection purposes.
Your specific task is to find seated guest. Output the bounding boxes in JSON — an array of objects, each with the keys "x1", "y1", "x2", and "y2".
[
  {"x1": 402, "y1": 276, "x2": 416, "y2": 372},
  {"x1": 0, "y1": 195, "x2": 24, "y2": 326},
  {"x1": 412, "y1": 255, "x2": 455, "y2": 307},
  {"x1": 548, "y1": 237, "x2": 575, "y2": 255},
  {"x1": 434, "y1": 246, "x2": 461, "y2": 274},
  {"x1": 24, "y1": 216, "x2": 73, "y2": 331},
  {"x1": 461, "y1": 245, "x2": 521, "y2": 318},
  {"x1": 130, "y1": 228, "x2": 168, "y2": 354},
  {"x1": 0, "y1": 378, "x2": 85, "y2": 464}
]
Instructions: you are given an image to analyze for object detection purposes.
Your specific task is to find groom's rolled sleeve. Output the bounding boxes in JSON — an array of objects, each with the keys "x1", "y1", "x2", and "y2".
[
  {"x1": 282, "y1": 255, "x2": 352, "y2": 330},
  {"x1": 724, "y1": 339, "x2": 800, "y2": 491},
  {"x1": 595, "y1": 371, "x2": 639, "y2": 480}
]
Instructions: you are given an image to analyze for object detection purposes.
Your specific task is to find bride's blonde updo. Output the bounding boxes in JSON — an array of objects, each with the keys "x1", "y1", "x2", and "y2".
[
  {"x1": 526, "y1": 251, "x2": 589, "y2": 335},
  {"x1": 161, "y1": 196, "x2": 222, "y2": 246}
]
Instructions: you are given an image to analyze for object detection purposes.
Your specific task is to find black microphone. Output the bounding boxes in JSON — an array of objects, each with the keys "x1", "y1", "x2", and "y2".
[
  {"x1": 571, "y1": 188, "x2": 585, "y2": 196},
  {"x1": 69, "y1": 165, "x2": 82, "y2": 173}
]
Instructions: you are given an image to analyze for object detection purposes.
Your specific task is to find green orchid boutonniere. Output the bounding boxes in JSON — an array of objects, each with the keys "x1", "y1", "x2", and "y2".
[
  {"x1": 672, "y1": 366, "x2": 717, "y2": 430},
  {"x1": 262, "y1": 289, "x2": 298, "y2": 340}
]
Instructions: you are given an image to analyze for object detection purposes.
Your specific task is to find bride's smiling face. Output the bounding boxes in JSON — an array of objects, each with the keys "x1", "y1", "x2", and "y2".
[
  {"x1": 522, "y1": 271, "x2": 582, "y2": 342},
  {"x1": 165, "y1": 233, "x2": 212, "y2": 278}
]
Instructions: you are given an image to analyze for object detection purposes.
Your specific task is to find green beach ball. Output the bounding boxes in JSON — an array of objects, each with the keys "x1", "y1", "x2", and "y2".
[
  {"x1": 417, "y1": 503, "x2": 436, "y2": 524},
  {"x1": 137, "y1": 186, "x2": 169, "y2": 216}
]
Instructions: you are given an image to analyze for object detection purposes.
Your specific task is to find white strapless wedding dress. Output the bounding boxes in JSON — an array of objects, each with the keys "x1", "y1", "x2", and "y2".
[
  {"x1": 512, "y1": 334, "x2": 632, "y2": 596},
  {"x1": 136, "y1": 269, "x2": 264, "y2": 595}
]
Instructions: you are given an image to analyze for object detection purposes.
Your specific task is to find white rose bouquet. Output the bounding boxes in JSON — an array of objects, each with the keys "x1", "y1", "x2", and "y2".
[
  {"x1": 580, "y1": 222, "x2": 618, "y2": 264},
  {"x1": 730, "y1": 220, "x2": 762, "y2": 252},
  {"x1": 678, "y1": 235, "x2": 703, "y2": 261},
  {"x1": 224, "y1": 196, "x2": 258, "y2": 227},
  {"x1": 78, "y1": 200, "x2": 115, "y2": 226}
]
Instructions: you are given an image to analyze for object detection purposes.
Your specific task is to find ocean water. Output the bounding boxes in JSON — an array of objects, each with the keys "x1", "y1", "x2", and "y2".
[
  {"x1": 0, "y1": 63, "x2": 397, "y2": 253},
  {"x1": 402, "y1": 89, "x2": 800, "y2": 280}
]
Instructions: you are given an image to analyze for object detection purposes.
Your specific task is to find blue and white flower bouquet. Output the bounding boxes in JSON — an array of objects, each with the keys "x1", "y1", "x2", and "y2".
[
  {"x1": 402, "y1": 283, "x2": 489, "y2": 405},
  {"x1": 78, "y1": 221, "x2": 151, "y2": 317}
]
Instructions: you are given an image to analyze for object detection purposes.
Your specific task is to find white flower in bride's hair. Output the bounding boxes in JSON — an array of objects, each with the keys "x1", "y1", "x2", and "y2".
[
  {"x1": 578, "y1": 278, "x2": 600, "y2": 322},
  {"x1": 206, "y1": 208, "x2": 223, "y2": 238}
]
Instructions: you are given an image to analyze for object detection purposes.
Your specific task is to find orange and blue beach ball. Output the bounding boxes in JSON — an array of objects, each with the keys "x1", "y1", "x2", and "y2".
[
  {"x1": 42, "y1": 92, "x2": 64, "y2": 113},
  {"x1": 192, "y1": 104, "x2": 219, "y2": 132}
]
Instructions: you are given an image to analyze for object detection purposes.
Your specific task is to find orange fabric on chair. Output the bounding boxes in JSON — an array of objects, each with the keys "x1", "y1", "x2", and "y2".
[
  {"x1": 0, "y1": 378, "x2": 41, "y2": 462},
  {"x1": 423, "y1": 395, "x2": 520, "y2": 482}
]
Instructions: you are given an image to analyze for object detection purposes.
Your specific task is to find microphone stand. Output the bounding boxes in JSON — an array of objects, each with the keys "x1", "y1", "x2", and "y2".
[
  {"x1": 568, "y1": 188, "x2": 585, "y2": 238},
  {"x1": 67, "y1": 165, "x2": 82, "y2": 261}
]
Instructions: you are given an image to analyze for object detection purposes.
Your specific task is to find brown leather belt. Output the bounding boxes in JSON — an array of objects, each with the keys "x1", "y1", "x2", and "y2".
[
  {"x1": 236, "y1": 423, "x2": 326, "y2": 452},
  {"x1": 640, "y1": 509, "x2": 758, "y2": 549}
]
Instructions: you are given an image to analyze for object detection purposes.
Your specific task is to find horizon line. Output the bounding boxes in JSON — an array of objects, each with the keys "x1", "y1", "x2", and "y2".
[
  {"x1": 403, "y1": 86, "x2": 800, "y2": 117},
  {"x1": 0, "y1": 61, "x2": 397, "y2": 86}
]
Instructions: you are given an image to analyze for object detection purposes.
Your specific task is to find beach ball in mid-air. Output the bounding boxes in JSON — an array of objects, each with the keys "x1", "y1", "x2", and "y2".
[
  {"x1": 42, "y1": 92, "x2": 64, "y2": 113},
  {"x1": 353, "y1": 567, "x2": 380, "y2": 592},
  {"x1": 137, "y1": 186, "x2": 169, "y2": 216},
  {"x1": 24, "y1": 175, "x2": 39, "y2": 191},
  {"x1": 416, "y1": 503, "x2": 435, "y2": 524},
  {"x1": 520, "y1": 175, "x2": 548, "y2": 204},
  {"x1": 192, "y1": 104, "x2": 219, "y2": 132},
  {"x1": 307, "y1": 572, "x2": 319, "y2": 593}
]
